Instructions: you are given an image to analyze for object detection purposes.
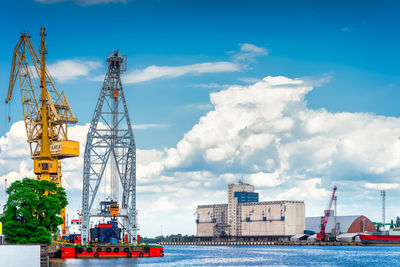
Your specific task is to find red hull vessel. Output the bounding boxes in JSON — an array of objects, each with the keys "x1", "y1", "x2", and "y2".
[
  {"x1": 359, "y1": 233, "x2": 400, "y2": 245},
  {"x1": 61, "y1": 245, "x2": 164, "y2": 259}
]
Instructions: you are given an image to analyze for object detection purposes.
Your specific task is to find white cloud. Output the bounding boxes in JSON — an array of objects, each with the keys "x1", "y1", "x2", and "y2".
[
  {"x1": 123, "y1": 62, "x2": 240, "y2": 84},
  {"x1": 364, "y1": 182, "x2": 400, "y2": 190},
  {"x1": 132, "y1": 124, "x2": 169, "y2": 130},
  {"x1": 194, "y1": 103, "x2": 213, "y2": 110},
  {"x1": 277, "y1": 178, "x2": 330, "y2": 200},
  {"x1": 5, "y1": 75, "x2": 400, "y2": 236},
  {"x1": 159, "y1": 76, "x2": 400, "y2": 190},
  {"x1": 91, "y1": 43, "x2": 267, "y2": 85},
  {"x1": 48, "y1": 59, "x2": 102, "y2": 82},
  {"x1": 191, "y1": 83, "x2": 233, "y2": 90},
  {"x1": 237, "y1": 77, "x2": 261, "y2": 84},
  {"x1": 299, "y1": 73, "x2": 332, "y2": 87},
  {"x1": 240, "y1": 43, "x2": 268, "y2": 54},
  {"x1": 248, "y1": 171, "x2": 283, "y2": 188},
  {"x1": 152, "y1": 196, "x2": 178, "y2": 212},
  {"x1": 234, "y1": 43, "x2": 268, "y2": 62}
]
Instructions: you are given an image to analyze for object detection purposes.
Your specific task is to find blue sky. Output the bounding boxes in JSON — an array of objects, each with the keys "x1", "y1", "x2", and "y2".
[
  {"x1": 1, "y1": 0, "x2": 400, "y2": 237},
  {"x1": 1, "y1": 0, "x2": 400, "y2": 142}
]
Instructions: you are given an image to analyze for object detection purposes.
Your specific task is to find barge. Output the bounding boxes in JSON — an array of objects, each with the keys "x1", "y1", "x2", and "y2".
[
  {"x1": 61, "y1": 244, "x2": 164, "y2": 259},
  {"x1": 61, "y1": 218, "x2": 164, "y2": 259}
]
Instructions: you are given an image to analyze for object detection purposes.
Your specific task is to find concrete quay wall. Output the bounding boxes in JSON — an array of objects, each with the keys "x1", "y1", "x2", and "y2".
[{"x1": 160, "y1": 241, "x2": 361, "y2": 246}]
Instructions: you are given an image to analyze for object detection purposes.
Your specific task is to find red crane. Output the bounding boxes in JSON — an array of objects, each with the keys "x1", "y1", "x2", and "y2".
[{"x1": 317, "y1": 185, "x2": 337, "y2": 240}]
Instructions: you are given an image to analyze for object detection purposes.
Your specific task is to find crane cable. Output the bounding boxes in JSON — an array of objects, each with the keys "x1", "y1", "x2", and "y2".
[{"x1": 7, "y1": 101, "x2": 11, "y2": 123}]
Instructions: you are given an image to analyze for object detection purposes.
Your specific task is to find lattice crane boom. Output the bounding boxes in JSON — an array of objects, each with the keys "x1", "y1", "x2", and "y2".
[
  {"x1": 317, "y1": 185, "x2": 337, "y2": 240},
  {"x1": 6, "y1": 31, "x2": 78, "y2": 159},
  {"x1": 5, "y1": 28, "x2": 79, "y2": 235}
]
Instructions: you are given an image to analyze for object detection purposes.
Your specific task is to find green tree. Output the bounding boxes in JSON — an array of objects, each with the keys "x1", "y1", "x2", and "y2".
[{"x1": 0, "y1": 178, "x2": 68, "y2": 245}]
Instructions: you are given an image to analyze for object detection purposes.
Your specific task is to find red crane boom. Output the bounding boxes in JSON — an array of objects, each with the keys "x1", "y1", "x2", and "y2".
[{"x1": 317, "y1": 185, "x2": 337, "y2": 240}]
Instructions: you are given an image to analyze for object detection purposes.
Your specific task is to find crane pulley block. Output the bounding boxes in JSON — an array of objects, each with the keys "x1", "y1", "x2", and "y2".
[{"x1": 110, "y1": 203, "x2": 120, "y2": 220}]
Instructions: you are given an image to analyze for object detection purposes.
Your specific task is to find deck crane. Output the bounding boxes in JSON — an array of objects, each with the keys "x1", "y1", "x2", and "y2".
[
  {"x1": 5, "y1": 28, "x2": 79, "y2": 235},
  {"x1": 317, "y1": 185, "x2": 337, "y2": 241},
  {"x1": 81, "y1": 51, "x2": 137, "y2": 245}
]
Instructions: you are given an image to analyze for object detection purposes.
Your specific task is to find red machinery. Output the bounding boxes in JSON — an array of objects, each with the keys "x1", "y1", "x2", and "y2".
[{"x1": 316, "y1": 185, "x2": 337, "y2": 240}]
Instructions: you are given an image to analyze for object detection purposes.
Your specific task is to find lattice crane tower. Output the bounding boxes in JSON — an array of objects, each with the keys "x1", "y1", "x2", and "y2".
[{"x1": 81, "y1": 51, "x2": 137, "y2": 244}]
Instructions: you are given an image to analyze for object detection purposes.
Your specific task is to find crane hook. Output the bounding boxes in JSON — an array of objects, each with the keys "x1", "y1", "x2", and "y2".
[{"x1": 7, "y1": 102, "x2": 11, "y2": 122}]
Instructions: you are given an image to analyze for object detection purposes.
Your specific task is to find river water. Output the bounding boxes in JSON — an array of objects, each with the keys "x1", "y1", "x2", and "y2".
[{"x1": 49, "y1": 245, "x2": 400, "y2": 266}]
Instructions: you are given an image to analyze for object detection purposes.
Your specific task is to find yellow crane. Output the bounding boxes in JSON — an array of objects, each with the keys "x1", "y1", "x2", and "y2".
[{"x1": 5, "y1": 28, "x2": 79, "y2": 236}]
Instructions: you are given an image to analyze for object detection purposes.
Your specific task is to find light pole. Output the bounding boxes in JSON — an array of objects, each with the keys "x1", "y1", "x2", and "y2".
[
  {"x1": 381, "y1": 190, "x2": 386, "y2": 232},
  {"x1": 161, "y1": 225, "x2": 163, "y2": 243}
]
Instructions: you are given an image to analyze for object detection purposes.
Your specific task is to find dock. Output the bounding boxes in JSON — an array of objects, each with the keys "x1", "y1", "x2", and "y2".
[{"x1": 160, "y1": 241, "x2": 362, "y2": 246}]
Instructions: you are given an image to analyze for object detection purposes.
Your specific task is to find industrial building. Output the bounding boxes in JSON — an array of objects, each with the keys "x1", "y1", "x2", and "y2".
[
  {"x1": 289, "y1": 213, "x2": 377, "y2": 242},
  {"x1": 196, "y1": 182, "x2": 305, "y2": 241},
  {"x1": 305, "y1": 214, "x2": 377, "y2": 234}
]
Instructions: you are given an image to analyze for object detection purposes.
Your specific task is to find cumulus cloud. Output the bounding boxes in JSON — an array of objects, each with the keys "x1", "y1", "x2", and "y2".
[
  {"x1": 47, "y1": 59, "x2": 102, "y2": 82},
  {"x1": 0, "y1": 121, "x2": 34, "y2": 184},
  {"x1": 277, "y1": 178, "x2": 330, "y2": 200},
  {"x1": 4, "y1": 75, "x2": 400, "y2": 236},
  {"x1": 248, "y1": 172, "x2": 283, "y2": 187},
  {"x1": 130, "y1": 75, "x2": 400, "y2": 232},
  {"x1": 152, "y1": 196, "x2": 178, "y2": 212},
  {"x1": 123, "y1": 62, "x2": 240, "y2": 84},
  {"x1": 161, "y1": 76, "x2": 400, "y2": 187},
  {"x1": 237, "y1": 77, "x2": 261, "y2": 84},
  {"x1": 364, "y1": 182, "x2": 400, "y2": 190},
  {"x1": 184, "y1": 103, "x2": 214, "y2": 110}
]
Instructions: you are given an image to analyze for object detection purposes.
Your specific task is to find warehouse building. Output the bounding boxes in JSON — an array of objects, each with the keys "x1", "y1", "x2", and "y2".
[
  {"x1": 305, "y1": 214, "x2": 377, "y2": 234},
  {"x1": 290, "y1": 213, "x2": 378, "y2": 242},
  {"x1": 196, "y1": 182, "x2": 305, "y2": 241}
]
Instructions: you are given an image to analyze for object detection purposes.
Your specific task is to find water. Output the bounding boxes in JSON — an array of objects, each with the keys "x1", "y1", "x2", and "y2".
[{"x1": 50, "y1": 245, "x2": 400, "y2": 266}]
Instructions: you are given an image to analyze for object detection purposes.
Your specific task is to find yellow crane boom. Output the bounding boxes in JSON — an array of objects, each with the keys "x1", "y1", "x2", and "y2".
[{"x1": 5, "y1": 28, "x2": 79, "y2": 236}]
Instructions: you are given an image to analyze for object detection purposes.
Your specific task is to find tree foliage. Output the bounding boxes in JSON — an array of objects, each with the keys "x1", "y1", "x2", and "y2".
[
  {"x1": 0, "y1": 178, "x2": 68, "y2": 245},
  {"x1": 141, "y1": 234, "x2": 197, "y2": 244}
]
